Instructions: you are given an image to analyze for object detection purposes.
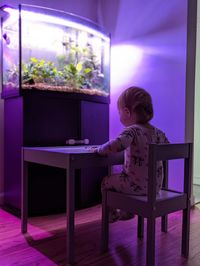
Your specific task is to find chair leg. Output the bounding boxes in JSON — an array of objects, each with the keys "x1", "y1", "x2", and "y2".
[
  {"x1": 161, "y1": 215, "x2": 168, "y2": 232},
  {"x1": 101, "y1": 190, "x2": 109, "y2": 253},
  {"x1": 147, "y1": 216, "x2": 156, "y2": 266},
  {"x1": 181, "y1": 206, "x2": 190, "y2": 257},
  {"x1": 137, "y1": 215, "x2": 144, "y2": 238}
]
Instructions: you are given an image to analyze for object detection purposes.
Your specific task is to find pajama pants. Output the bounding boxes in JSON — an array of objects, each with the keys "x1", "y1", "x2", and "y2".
[{"x1": 101, "y1": 172, "x2": 146, "y2": 195}]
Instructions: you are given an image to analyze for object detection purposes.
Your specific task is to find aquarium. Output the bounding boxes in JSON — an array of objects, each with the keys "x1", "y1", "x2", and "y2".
[{"x1": 1, "y1": 4, "x2": 110, "y2": 99}]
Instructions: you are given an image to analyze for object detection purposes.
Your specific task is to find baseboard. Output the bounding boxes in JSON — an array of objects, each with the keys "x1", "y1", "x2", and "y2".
[
  {"x1": 2, "y1": 204, "x2": 20, "y2": 217},
  {"x1": 191, "y1": 193, "x2": 195, "y2": 206},
  {"x1": 0, "y1": 192, "x2": 4, "y2": 206},
  {"x1": 193, "y1": 176, "x2": 200, "y2": 185}
]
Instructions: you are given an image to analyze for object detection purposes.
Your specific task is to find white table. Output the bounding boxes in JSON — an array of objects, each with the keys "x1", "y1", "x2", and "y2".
[{"x1": 21, "y1": 145, "x2": 124, "y2": 265}]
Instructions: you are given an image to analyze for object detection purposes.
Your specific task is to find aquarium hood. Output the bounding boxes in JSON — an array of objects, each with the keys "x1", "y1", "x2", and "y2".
[{"x1": 1, "y1": 5, "x2": 109, "y2": 41}]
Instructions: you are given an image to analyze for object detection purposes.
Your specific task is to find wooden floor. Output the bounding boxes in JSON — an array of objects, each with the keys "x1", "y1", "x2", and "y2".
[{"x1": 0, "y1": 204, "x2": 200, "y2": 266}]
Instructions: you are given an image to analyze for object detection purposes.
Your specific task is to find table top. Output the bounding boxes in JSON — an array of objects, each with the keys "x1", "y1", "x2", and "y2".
[
  {"x1": 23, "y1": 145, "x2": 124, "y2": 168},
  {"x1": 23, "y1": 145, "x2": 99, "y2": 154}
]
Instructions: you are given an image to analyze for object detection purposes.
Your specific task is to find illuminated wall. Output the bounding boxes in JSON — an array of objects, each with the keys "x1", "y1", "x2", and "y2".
[{"x1": 98, "y1": 0, "x2": 188, "y2": 190}]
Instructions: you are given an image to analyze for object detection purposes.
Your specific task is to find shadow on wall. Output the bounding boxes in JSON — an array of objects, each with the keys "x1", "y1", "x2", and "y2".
[{"x1": 98, "y1": 0, "x2": 187, "y2": 42}]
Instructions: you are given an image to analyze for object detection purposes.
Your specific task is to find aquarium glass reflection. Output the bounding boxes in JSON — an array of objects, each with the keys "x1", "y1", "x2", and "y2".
[
  {"x1": 1, "y1": 5, "x2": 110, "y2": 98},
  {"x1": 2, "y1": 6, "x2": 20, "y2": 96}
]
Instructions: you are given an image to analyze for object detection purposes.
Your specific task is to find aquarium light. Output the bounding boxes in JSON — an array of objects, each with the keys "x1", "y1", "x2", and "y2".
[
  {"x1": 21, "y1": 10, "x2": 110, "y2": 42},
  {"x1": 2, "y1": 6, "x2": 109, "y2": 42}
]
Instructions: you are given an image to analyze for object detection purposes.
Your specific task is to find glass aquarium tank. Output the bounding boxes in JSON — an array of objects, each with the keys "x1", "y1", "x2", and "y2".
[{"x1": 1, "y1": 4, "x2": 110, "y2": 99}]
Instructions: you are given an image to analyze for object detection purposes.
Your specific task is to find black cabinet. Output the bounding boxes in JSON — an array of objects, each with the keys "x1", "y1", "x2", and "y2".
[
  {"x1": 1, "y1": 4, "x2": 110, "y2": 217},
  {"x1": 4, "y1": 90, "x2": 109, "y2": 216}
]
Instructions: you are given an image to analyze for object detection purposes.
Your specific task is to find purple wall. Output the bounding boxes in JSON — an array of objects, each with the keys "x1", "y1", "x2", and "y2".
[
  {"x1": 0, "y1": 98, "x2": 3, "y2": 205},
  {"x1": 98, "y1": 0, "x2": 188, "y2": 190}
]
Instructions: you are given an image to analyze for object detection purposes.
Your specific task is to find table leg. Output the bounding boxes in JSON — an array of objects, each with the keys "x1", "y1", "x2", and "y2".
[
  {"x1": 66, "y1": 165, "x2": 75, "y2": 265},
  {"x1": 21, "y1": 160, "x2": 28, "y2": 233}
]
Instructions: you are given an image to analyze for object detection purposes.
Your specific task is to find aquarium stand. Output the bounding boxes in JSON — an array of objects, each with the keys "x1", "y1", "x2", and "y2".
[{"x1": 4, "y1": 90, "x2": 109, "y2": 216}]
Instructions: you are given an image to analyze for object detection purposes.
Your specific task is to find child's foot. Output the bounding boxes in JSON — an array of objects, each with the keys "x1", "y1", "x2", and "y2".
[
  {"x1": 119, "y1": 211, "x2": 135, "y2": 220},
  {"x1": 109, "y1": 209, "x2": 121, "y2": 223}
]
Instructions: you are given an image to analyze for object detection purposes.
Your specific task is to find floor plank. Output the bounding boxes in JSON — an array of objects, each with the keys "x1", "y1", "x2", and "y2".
[{"x1": 0, "y1": 204, "x2": 200, "y2": 265}]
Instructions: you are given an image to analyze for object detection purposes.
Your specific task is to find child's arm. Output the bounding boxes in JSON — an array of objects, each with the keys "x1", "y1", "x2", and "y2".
[
  {"x1": 164, "y1": 134, "x2": 170, "y2": 144},
  {"x1": 159, "y1": 131, "x2": 170, "y2": 144},
  {"x1": 98, "y1": 127, "x2": 136, "y2": 155}
]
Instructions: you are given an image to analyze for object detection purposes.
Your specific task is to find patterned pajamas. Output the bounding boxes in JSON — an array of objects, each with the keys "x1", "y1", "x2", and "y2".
[{"x1": 98, "y1": 124, "x2": 169, "y2": 196}]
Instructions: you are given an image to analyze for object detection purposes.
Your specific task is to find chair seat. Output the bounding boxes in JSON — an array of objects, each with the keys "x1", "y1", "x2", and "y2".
[{"x1": 107, "y1": 189, "x2": 187, "y2": 217}]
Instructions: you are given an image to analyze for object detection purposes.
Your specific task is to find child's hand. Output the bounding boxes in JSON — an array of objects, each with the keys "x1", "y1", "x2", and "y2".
[
  {"x1": 86, "y1": 146, "x2": 99, "y2": 153},
  {"x1": 91, "y1": 147, "x2": 99, "y2": 153}
]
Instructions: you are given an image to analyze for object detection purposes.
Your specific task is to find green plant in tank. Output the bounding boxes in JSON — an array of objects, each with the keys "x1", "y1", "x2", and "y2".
[
  {"x1": 62, "y1": 62, "x2": 85, "y2": 87},
  {"x1": 60, "y1": 32, "x2": 103, "y2": 89},
  {"x1": 21, "y1": 31, "x2": 104, "y2": 89},
  {"x1": 80, "y1": 44, "x2": 103, "y2": 89},
  {"x1": 22, "y1": 57, "x2": 59, "y2": 84}
]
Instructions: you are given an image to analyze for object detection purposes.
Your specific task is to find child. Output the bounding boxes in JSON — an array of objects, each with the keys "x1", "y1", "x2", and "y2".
[{"x1": 96, "y1": 86, "x2": 169, "y2": 222}]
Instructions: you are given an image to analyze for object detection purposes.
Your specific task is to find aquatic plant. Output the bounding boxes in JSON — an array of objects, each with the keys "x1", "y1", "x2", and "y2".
[
  {"x1": 22, "y1": 57, "x2": 58, "y2": 84},
  {"x1": 62, "y1": 63, "x2": 84, "y2": 88},
  {"x1": 60, "y1": 36, "x2": 103, "y2": 88},
  {"x1": 20, "y1": 46, "x2": 104, "y2": 90}
]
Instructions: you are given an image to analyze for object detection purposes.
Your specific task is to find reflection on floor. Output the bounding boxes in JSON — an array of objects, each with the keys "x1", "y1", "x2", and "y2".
[
  {"x1": 1, "y1": 205, "x2": 200, "y2": 265},
  {"x1": 193, "y1": 184, "x2": 200, "y2": 204}
]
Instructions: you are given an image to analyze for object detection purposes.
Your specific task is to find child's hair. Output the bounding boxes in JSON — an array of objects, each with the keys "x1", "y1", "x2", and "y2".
[{"x1": 117, "y1": 86, "x2": 154, "y2": 124}]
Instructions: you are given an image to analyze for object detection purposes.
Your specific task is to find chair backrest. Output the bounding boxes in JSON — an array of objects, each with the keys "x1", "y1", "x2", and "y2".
[{"x1": 147, "y1": 143, "x2": 193, "y2": 203}]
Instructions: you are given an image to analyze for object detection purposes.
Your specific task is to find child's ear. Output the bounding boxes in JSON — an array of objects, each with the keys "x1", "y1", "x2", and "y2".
[{"x1": 124, "y1": 107, "x2": 131, "y2": 116}]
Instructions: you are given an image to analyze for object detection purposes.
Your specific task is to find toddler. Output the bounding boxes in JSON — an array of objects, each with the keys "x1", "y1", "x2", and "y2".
[{"x1": 97, "y1": 86, "x2": 169, "y2": 222}]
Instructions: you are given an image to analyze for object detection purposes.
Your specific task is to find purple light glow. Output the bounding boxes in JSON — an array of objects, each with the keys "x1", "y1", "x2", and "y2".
[
  {"x1": 110, "y1": 44, "x2": 143, "y2": 93},
  {"x1": 2, "y1": 6, "x2": 14, "y2": 13},
  {"x1": 2, "y1": 7, "x2": 18, "y2": 28}
]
